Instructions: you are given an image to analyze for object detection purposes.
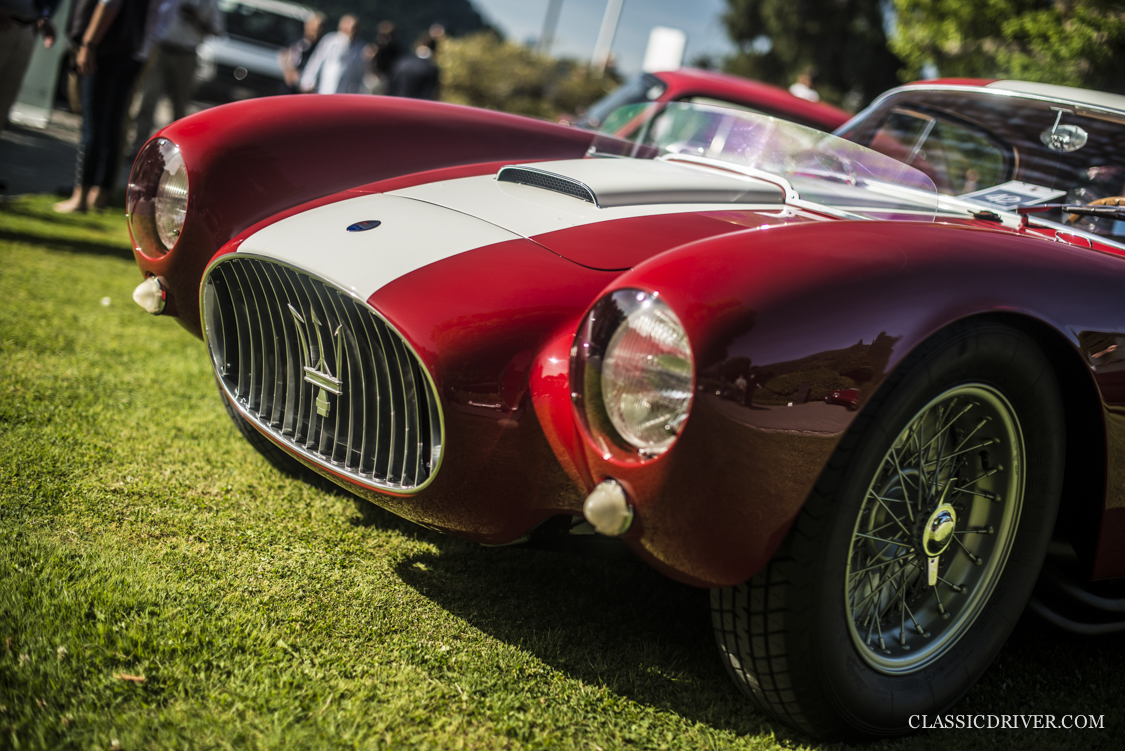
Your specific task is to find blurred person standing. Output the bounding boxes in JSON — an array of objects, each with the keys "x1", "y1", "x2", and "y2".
[
  {"x1": 55, "y1": 0, "x2": 149, "y2": 212},
  {"x1": 299, "y1": 14, "x2": 365, "y2": 94},
  {"x1": 0, "y1": 0, "x2": 59, "y2": 129},
  {"x1": 130, "y1": 0, "x2": 220, "y2": 155},
  {"x1": 367, "y1": 19, "x2": 400, "y2": 94},
  {"x1": 279, "y1": 11, "x2": 324, "y2": 94},
  {"x1": 789, "y1": 68, "x2": 820, "y2": 103},
  {"x1": 387, "y1": 31, "x2": 438, "y2": 100}
]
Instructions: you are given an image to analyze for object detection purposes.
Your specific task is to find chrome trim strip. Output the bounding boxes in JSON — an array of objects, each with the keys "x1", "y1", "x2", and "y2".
[
  {"x1": 844, "y1": 83, "x2": 1125, "y2": 137},
  {"x1": 658, "y1": 153, "x2": 799, "y2": 203},
  {"x1": 200, "y1": 253, "x2": 445, "y2": 494}
]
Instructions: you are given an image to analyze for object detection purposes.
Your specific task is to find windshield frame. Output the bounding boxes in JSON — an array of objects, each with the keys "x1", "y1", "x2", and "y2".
[
  {"x1": 590, "y1": 101, "x2": 939, "y2": 222},
  {"x1": 839, "y1": 83, "x2": 1125, "y2": 240}
]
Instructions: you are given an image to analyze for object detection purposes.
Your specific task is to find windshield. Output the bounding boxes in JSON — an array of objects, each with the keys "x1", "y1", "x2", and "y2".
[
  {"x1": 592, "y1": 102, "x2": 938, "y2": 221},
  {"x1": 219, "y1": 0, "x2": 305, "y2": 47},
  {"x1": 844, "y1": 87, "x2": 1125, "y2": 237},
  {"x1": 578, "y1": 73, "x2": 668, "y2": 130}
]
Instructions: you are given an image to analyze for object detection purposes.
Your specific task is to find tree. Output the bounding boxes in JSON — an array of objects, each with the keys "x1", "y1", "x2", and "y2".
[
  {"x1": 439, "y1": 32, "x2": 619, "y2": 120},
  {"x1": 891, "y1": 0, "x2": 1125, "y2": 93},
  {"x1": 722, "y1": 0, "x2": 904, "y2": 109}
]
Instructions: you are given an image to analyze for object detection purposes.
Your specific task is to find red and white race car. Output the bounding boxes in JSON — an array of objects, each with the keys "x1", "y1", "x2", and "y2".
[{"x1": 127, "y1": 81, "x2": 1125, "y2": 739}]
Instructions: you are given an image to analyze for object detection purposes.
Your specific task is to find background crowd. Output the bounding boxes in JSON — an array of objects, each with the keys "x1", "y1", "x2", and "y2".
[{"x1": 1, "y1": 0, "x2": 449, "y2": 212}]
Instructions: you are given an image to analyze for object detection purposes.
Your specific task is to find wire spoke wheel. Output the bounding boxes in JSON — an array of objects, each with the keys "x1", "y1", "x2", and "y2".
[
  {"x1": 845, "y1": 385, "x2": 1024, "y2": 672},
  {"x1": 711, "y1": 322, "x2": 1064, "y2": 739}
]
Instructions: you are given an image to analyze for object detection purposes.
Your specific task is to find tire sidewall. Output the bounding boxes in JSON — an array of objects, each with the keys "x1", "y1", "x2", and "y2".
[{"x1": 808, "y1": 323, "x2": 1063, "y2": 734}]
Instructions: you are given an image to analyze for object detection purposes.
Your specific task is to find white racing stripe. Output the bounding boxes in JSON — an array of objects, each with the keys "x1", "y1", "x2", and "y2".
[
  {"x1": 236, "y1": 194, "x2": 521, "y2": 298},
  {"x1": 238, "y1": 158, "x2": 792, "y2": 298}
]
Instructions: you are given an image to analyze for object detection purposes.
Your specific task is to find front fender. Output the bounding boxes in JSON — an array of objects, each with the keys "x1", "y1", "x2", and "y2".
[
  {"x1": 574, "y1": 220, "x2": 1125, "y2": 586},
  {"x1": 132, "y1": 96, "x2": 595, "y2": 337}
]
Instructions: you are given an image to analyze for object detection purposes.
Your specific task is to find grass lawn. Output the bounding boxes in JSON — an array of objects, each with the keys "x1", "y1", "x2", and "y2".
[{"x1": 2, "y1": 195, "x2": 1123, "y2": 750}]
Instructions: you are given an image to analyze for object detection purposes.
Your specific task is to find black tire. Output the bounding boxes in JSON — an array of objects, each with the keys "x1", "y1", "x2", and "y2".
[{"x1": 711, "y1": 321, "x2": 1065, "y2": 740}]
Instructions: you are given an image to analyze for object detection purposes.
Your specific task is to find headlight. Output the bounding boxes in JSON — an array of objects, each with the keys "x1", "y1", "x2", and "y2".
[
  {"x1": 572, "y1": 289, "x2": 694, "y2": 459},
  {"x1": 127, "y1": 138, "x2": 189, "y2": 259}
]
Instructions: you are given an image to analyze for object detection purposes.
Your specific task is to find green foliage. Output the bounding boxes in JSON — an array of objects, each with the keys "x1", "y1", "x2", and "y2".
[
  {"x1": 891, "y1": 0, "x2": 1125, "y2": 93},
  {"x1": 722, "y1": 0, "x2": 904, "y2": 109},
  {"x1": 439, "y1": 32, "x2": 619, "y2": 119},
  {"x1": 760, "y1": 369, "x2": 856, "y2": 403}
]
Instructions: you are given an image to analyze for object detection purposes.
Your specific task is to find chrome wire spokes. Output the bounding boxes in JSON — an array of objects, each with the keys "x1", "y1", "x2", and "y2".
[{"x1": 845, "y1": 385, "x2": 1024, "y2": 674}]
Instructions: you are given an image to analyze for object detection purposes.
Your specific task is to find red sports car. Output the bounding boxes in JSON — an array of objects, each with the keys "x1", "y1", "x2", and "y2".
[
  {"x1": 126, "y1": 84, "x2": 1125, "y2": 740},
  {"x1": 568, "y1": 67, "x2": 851, "y2": 133}
]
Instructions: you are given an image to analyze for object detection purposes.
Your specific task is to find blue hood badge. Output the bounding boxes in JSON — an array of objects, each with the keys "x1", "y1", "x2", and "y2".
[{"x1": 347, "y1": 220, "x2": 382, "y2": 232}]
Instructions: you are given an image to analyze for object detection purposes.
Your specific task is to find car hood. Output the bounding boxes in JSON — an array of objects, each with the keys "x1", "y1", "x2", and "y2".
[
  {"x1": 386, "y1": 158, "x2": 795, "y2": 270},
  {"x1": 236, "y1": 157, "x2": 809, "y2": 297},
  {"x1": 236, "y1": 193, "x2": 523, "y2": 299}
]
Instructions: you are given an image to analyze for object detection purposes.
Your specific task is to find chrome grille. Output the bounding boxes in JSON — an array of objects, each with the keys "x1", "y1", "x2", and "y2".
[{"x1": 202, "y1": 256, "x2": 443, "y2": 492}]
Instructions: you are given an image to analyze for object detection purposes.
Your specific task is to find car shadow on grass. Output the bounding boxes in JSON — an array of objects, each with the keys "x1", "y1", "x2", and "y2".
[
  {"x1": 387, "y1": 529, "x2": 1125, "y2": 750},
  {"x1": 389, "y1": 535, "x2": 795, "y2": 743},
  {"x1": 0, "y1": 228, "x2": 136, "y2": 261}
]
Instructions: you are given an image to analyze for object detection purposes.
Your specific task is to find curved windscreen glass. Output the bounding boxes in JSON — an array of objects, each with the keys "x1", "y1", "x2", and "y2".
[
  {"x1": 590, "y1": 102, "x2": 938, "y2": 221},
  {"x1": 841, "y1": 87, "x2": 1125, "y2": 237}
]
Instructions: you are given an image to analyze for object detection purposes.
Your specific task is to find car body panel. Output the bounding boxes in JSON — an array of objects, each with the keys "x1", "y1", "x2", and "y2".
[
  {"x1": 568, "y1": 220, "x2": 1125, "y2": 585},
  {"x1": 134, "y1": 90, "x2": 1125, "y2": 589},
  {"x1": 131, "y1": 96, "x2": 596, "y2": 335},
  {"x1": 574, "y1": 68, "x2": 851, "y2": 133}
]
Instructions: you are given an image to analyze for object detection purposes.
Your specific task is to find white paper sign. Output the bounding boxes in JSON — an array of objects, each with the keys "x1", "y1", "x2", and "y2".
[{"x1": 959, "y1": 181, "x2": 1066, "y2": 210}]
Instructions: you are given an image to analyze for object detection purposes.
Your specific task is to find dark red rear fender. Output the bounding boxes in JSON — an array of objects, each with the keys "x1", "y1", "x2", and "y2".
[
  {"x1": 133, "y1": 96, "x2": 595, "y2": 337},
  {"x1": 576, "y1": 221, "x2": 1125, "y2": 586}
]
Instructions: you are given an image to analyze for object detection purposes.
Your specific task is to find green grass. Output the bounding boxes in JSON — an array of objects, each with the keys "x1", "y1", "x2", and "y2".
[{"x1": 1, "y1": 194, "x2": 1123, "y2": 750}]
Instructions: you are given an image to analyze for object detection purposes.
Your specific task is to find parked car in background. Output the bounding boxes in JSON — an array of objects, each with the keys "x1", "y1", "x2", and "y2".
[
  {"x1": 126, "y1": 82, "x2": 1125, "y2": 740},
  {"x1": 825, "y1": 387, "x2": 860, "y2": 410},
  {"x1": 567, "y1": 68, "x2": 851, "y2": 134},
  {"x1": 195, "y1": 0, "x2": 313, "y2": 102}
]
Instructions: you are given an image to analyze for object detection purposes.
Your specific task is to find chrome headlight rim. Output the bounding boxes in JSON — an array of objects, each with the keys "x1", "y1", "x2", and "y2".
[
  {"x1": 571, "y1": 288, "x2": 695, "y2": 461},
  {"x1": 127, "y1": 138, "x2": 189, "y2": 259}
]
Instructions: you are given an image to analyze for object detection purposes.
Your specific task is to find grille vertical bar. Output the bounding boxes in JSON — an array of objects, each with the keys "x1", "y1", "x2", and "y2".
[{"x1": 203, "y1": 256, "x2": 444, "y2": 492}]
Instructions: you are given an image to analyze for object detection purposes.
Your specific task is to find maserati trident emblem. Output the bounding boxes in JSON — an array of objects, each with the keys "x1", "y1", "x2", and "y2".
[{"x1": 288, "y1": 304, "x2": 344, "y2": 418}]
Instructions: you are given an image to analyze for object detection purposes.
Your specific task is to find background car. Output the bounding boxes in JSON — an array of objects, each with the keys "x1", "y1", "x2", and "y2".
[
  {"x1": 126, "y1": 85, "x2": 1125, "y2": 740},
  {"x1": 567, "y1": 68, "x2": 851, "y2": 134},
  {"x1": 195, "y1": 0, "x2": 313, "y2": 102},
  {"x1": 825, "y1": 387, "x2": 860, "y2": 410}
]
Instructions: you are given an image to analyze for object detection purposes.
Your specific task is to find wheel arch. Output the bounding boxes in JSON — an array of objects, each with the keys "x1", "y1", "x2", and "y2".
[{"x1": 950, "y1": 311, "x2": 1108, "y2": 577}]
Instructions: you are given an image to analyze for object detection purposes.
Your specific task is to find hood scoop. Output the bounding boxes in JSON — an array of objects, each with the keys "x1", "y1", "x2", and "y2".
[
  {"x1": 497, "y1": 159, "x2": 784, "y2": 208},
  {"x1": 498, "y1": 166, "x2": 598, "y2": 205}
]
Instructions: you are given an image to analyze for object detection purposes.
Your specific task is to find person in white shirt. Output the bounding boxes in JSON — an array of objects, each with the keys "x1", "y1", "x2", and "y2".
[
  {"x1": 300, "y1": 14, "x2": 366, "y2": 95},
  {"x1": 788, "y1": 69, "x2": 820, "y2": 103},
  {"x1": 130, "y1": 0, "x2": 220, "y2": 154}
]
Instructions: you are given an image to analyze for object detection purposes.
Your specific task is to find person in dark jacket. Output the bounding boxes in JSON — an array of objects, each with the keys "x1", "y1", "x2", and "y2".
[
  {"x1": 55, "y1": 0, "x2": 148, "y2": 212},
  {"x1": 387, "y1": 31, "x2": 439, "y2": 100},
  {"x1": 278, "y1": 11, "x2": 324, "y2": 94}
]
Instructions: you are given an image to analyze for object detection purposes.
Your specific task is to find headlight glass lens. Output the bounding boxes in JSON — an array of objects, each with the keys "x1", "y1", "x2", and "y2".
[
  {"x1": 127, "y1": 138, "x2": 188, "y2": 258},
  {"x1": 572, "y1": 290, "x2": 694, "y2": 458},
  {"x1": 155, "y1": 148, "x2": 188, "y2": 249}
]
